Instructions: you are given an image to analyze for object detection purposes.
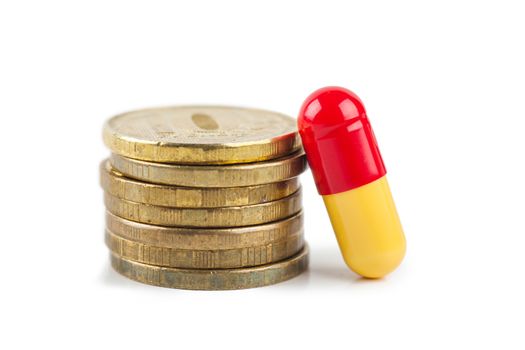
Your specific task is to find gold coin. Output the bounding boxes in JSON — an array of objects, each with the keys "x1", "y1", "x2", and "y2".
[
  {"x1": 103, "y1": 106, "x2": 301, "y2": 164},
  {"x1": 105, "y1": 211, "x2": 304, "y2": 250},
  {"x1": 105, "y1": 229, "x2": 304, "y2": 269},
  {"x1": 110, "y1": 245, "x2": 309, "y2": 290},
  {"x1": 104, "y1": 189, "x2": 302, "y2": 227},
  {"x1": 100, "y1": 160, "x2": 300, "y2": 207},
  {"x1": 109, "y1": 151, "x2": 307, "y2": 187}
]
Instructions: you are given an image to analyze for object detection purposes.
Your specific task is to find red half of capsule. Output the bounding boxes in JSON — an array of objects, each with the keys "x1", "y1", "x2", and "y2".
[{"x1": 297, "y1": 86, "x2": 386, "y2": 195}]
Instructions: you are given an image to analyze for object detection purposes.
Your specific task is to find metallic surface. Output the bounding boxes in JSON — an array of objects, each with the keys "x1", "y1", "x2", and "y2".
[
  {"x1": 103, "y1": 106, "x2": 301, "y2": 164},
  {"x1": 110, "y1": 245, "x2": 309, "y2": 290},
  {"x1": 105, "y1": 229, "x2": 304, "y2": 269},
  {"x1": 105, "y1": 211, "x2": 304, "y2": 250},
  {"x1": 104, "y1": 189, "x2": 302, "y2": 227},
  {"x1": 109, "y1": 151, "x2": 307, "y2": 187},
  {"x1": 100, "y1": 160, "x2": 300, "y2": 207}
]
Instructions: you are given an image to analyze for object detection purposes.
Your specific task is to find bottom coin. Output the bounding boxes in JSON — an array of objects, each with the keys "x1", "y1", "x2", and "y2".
[{"x1": 110, "y1": 245, "x2": 309, "y2": 290}]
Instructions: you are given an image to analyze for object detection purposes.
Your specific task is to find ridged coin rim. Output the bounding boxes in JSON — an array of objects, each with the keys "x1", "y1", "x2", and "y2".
[
  {"x1": 105, "y1": 211, "x2": 304, "y2": 250},
  {"x1": 100, "y1": 160, "x2": 300, "y2": 207},
  {"x1": 109, "y1": 151, "x2": 307, "y2": 187},
  {"x1": 110, "y1": 245, "x2": 309, "y2": 290},
  {"x1": 105, "y1": 229, "x2": 305, "y2": 269},
  {"x1": 104, "y1": 188, "x2": 302, "y2": 227}
]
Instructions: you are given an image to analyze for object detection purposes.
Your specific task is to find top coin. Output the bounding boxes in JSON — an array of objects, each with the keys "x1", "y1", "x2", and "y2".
[{"x1": 103, "y1": 106, "x2": 301, "y2": 164}]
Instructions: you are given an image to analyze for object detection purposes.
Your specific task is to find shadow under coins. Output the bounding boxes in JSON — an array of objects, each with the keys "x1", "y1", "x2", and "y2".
[{"x1": 100, "y1": 259, "x2": 139, "y2": 288}]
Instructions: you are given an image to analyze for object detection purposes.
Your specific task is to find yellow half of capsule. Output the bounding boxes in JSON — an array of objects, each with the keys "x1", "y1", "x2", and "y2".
[{"x1": 322, "y1": 176, "x2": 406, "y2": 278}]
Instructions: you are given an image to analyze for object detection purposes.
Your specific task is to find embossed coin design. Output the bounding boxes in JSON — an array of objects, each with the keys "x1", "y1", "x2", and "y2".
[
  {"x1": 103, "y1": 106, "x2": 301, "y2": 164},
  {"x1": 101, "y1": 104, "x2": 308, "y2": 289},
  {"x1": 111, "y1": 245, "x2": 309, "y2": 290}
]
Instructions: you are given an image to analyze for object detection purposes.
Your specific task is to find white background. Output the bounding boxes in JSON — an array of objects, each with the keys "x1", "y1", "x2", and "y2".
[{"x1": 1, "y1": 1, "x2": 524, "y2": 349}]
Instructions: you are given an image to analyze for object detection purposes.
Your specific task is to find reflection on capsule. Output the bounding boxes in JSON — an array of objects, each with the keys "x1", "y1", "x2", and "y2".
[{"x1": 298, "y1": 86, "x2": 406, "y2": 278}]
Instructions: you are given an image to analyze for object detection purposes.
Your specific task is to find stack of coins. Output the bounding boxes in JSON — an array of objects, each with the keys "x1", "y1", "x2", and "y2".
[{"x1": 101, "y1": 106, "x2": 309, "y2": 290}]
